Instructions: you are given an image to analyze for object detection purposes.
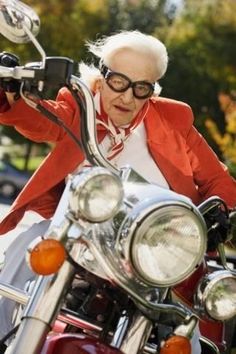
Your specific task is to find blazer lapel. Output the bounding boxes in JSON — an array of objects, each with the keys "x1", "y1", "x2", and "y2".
[{"x1": 145, "y1": 101, "x2": 201, "y2": 205}]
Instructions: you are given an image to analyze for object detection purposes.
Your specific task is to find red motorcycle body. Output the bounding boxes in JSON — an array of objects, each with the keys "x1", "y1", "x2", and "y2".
[{"x1": 41, "y1": 333, "x2": 123, "y2": 354}]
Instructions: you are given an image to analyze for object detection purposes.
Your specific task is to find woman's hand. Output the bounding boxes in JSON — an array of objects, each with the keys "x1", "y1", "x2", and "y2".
[
  {"x1": 0, "y1": 52, "x2": 21, "y2": 105},
  {"x1": 5, "y1": 92, "x2": 18, "y2": 106}
]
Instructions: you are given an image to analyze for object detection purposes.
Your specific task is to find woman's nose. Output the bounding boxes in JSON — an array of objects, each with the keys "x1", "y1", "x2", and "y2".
[{"x1": 120, "y1": 87, "x2": 134, "y2": 103}]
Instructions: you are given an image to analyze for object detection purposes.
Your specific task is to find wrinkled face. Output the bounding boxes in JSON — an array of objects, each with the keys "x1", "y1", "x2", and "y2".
[{"x1": 99, "y1": 49, "x2": 158, "y2": 127}]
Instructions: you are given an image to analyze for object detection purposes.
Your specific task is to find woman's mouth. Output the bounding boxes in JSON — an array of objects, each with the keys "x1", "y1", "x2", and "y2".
[{"x1": 114, "y1": 105, "x2": 131, "y2": 113}]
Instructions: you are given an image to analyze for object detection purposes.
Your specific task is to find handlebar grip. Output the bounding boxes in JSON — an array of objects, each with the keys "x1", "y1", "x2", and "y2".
[
  {"x1": 0, "y1": 57, "x2": 74, "y2": 95},
  {"x1": 0, "y1": 52, "x2": 20, "y2": 67},
  {"x1": 229, "y1": 210, "x2": 236, "y2": 245}
]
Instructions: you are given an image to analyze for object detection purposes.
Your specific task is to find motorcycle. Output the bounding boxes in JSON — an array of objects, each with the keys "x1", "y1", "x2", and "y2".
[{"x1": 0, "y1": 1, "x2": 236, "y2": 353}]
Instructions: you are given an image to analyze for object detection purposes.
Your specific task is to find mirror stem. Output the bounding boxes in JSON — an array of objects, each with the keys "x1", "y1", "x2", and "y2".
[{"x1": 22, "y1": 23, "x2": 46, "y2": 69}]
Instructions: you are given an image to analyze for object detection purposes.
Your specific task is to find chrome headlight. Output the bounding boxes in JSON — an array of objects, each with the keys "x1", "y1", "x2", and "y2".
[
  {"x1": 69, "y1": 167, "x2": 123, "y2": 222},
  {"x1": 117, "y1": 200, "x2": 207, "y2": 287},
  {"x1": 196, "y1": 270, "x2": 236, "y2": 321}
]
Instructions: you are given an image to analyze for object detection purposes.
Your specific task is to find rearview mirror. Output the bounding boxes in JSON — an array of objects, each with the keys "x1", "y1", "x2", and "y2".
[{"x1": 0, "y1": 0, "x2": 40, "y2": 43}]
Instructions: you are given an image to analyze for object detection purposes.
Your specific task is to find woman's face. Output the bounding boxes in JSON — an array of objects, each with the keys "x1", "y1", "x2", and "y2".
[{"x1": 99, "y1": 49, "x2": 158, "y2": 127}]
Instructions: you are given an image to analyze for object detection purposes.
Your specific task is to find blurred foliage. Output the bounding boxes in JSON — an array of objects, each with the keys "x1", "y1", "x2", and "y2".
[
  {"x1": 206, "y1": 92, "x2": 236, "y2": 176},
  {"x1": 0, "y1": 0, "x2": 235, "y2": 172},
  {"x1": 159, "y1": 0, "x2": 236, "y2": 156},
  {"x1": 0, "y1": 0, "x2": 177, "y2": 63}
]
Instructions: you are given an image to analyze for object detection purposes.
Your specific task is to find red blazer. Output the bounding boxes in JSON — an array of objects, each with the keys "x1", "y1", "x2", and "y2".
[{"x1": 0, "y1": 87, "x2": 236, "y2": 235}]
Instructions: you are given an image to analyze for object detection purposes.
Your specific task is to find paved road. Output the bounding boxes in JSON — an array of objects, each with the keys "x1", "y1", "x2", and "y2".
[{"x1": 0, "y1": 203, "x2": 42, "y2": 264}]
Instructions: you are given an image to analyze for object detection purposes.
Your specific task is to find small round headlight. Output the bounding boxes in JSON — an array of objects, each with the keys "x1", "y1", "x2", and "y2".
[
  {"x1": 69, "y1": 167, "x2": 123, "y2": 222},
  {"x1": 197, "y1": 270, "x2": 236, "y2": 321},
  {"x1": 118, "y1": 202, "x2": 206, "y2": 287}
]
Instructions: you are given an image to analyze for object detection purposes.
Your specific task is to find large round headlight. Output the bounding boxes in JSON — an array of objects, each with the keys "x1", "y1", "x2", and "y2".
[
  {"x1": 196, "y1": 270, "x2": 236, "y2": 321},
  {"x1": 117, "y1": 201, "x2": 207, "y2": 287},
  {"x1": 69, "y1": 167, "x2": 123, "y2": 222}
]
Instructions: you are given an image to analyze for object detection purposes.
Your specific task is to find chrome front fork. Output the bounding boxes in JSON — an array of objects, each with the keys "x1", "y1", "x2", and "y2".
[{"x1": 111, "y1": 310, "x2": 153, "y2": 354}]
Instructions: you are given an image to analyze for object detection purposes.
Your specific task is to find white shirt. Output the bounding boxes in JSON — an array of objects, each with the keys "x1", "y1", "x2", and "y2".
[{"x1": 99, "y1": 121, "x2": 169, "y2": 189}]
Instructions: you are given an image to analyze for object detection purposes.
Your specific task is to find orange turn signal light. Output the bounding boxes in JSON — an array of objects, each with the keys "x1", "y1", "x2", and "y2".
[
  {"x1": 28, "y1": 238, "x2": 66, "y2": 275},
  {"x1": 160, "y1": 335, "x2": 191, "y2": 354}
]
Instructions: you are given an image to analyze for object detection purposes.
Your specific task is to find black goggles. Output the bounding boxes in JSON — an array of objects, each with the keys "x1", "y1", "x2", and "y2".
[{"x1": 100, "y1": 64, "x2": 155, "y2": 99}]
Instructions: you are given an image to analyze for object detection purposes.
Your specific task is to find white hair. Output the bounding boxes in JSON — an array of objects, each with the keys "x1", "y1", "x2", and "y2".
[{"x1": 79, "y1": 30, "x2": 168, "y2": 96}]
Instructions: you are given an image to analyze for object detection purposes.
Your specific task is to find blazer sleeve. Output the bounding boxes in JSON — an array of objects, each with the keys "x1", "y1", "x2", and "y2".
[
  {"x1": 158, "y1": 98, "x2": 236, "y2": 208},
  {"x1": 185, "y1": 116, "x2": 236, "y2": 208},
  {"x1": 0, "y1": 87, "x2": 80, "y2": 143}
]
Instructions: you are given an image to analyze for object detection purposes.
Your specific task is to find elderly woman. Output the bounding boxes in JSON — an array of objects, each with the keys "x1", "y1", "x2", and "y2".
[
  {"x1": 0, "y1": 31, "x2": 235, "y2": 231},
  {"x1": 0, "y1": 30, "x2": 236, "y2": 351}
]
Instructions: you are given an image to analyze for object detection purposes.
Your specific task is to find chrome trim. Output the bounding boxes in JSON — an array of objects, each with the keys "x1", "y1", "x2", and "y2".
[
  {"x1": 195, "y1": 269, "x2": 236, "y2": 320},
  {"x1": 70, "y1": 76, "x2": 119, "y2": 175},
  {"x1": 68, "y1": 166, "x2": 123, "y2": 222},
  {"x1": 81, "y1": 231, "x2": 193, "y2": 320},
  {"x1": 198, "y1": 196, "x2": 225, "y2": 215},
  {"x1": 116, "y1": 197, "x2": 206, "y2": 287},
  {"x1": 6, "y1": 243, "x2": 80, "y2": 354},
  {"x1": 218, "y1": 243, "x2": 236, "y2": 275},
  {"x1": 111, "y1": 311, "x2": 153, "y2": 354},
  {"x1": 199, "y1": 336, "x2": 220, "y2": 354},
  {"x1": 111, "y1": 313, "x2": 130, "y2": 348},
  {"x1": 174, "y1": 315, "x2": 198, "y2": 339},
  {"x1": 120, "y1": 166, "x2": 149, "y2": 184},
  {"x1": 58, "y1": 312, "x2": 102, "y2": 332},
  {"x1": 0, "y1": 283, "x2": 29, "y2": 305}
]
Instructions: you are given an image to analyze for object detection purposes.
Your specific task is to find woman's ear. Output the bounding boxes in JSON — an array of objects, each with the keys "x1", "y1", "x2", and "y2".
[{"x1": 93, "y1": 78, "x2": 103, "y2": 93}]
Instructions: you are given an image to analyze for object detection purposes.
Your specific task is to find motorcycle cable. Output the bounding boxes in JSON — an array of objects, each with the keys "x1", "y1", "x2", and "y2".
[
  {"x1": 32, "y1": 82, "x2": 98, "y2": 169},
  {"x1": 0, "y1": 324, "x2": 20, "y2": 354},
  {"x1": 36, "y1": 100, "x2": 84, "y2": 152},
  {"x1": 35, "y1": 87, "x2": 102, "y2": 169}
]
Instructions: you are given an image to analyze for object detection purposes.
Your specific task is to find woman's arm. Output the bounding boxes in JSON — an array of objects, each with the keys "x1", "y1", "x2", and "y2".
[
  {"x1": 186, "y1": 125, "x2": 236, "y2": 208},
  {"x1": 0, "y1": 87, "x2": 80, "y2": 143}
]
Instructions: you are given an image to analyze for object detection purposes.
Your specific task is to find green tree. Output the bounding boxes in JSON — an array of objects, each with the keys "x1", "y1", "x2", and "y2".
[
  {"x1": 106, "y1": 0, "x2": 173, "y2": 33},
  {"x1": 159, "y1": 0, "x2": 236, "y2": 142}
]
